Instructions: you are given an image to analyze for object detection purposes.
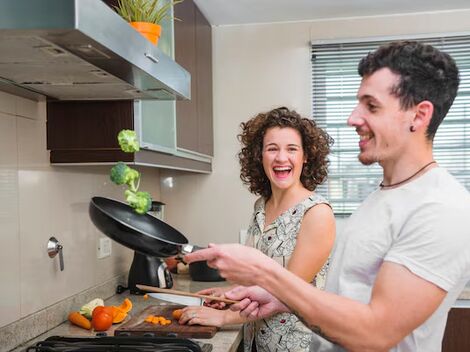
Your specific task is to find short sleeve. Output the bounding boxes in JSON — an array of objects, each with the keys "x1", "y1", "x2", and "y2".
[{"x1": 384, "y1": 201, "x2": 470, "y2": 291}]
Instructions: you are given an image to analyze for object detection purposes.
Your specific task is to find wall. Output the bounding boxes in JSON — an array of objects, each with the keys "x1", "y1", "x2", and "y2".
[
  {"x1": 0, "y1": 91, "x2": 161, "y2": 328},
  {"x1": 160, "y1": 9, "x2": 470, "y2": 245}
]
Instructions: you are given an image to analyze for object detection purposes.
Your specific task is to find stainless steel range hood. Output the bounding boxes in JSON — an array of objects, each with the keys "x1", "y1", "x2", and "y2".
[{"x1": 0, "y1": 0, "x2": 190, "y2": 101}]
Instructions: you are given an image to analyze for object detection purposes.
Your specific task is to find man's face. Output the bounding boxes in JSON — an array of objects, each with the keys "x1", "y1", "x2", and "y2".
[{"x1": 347, "y1": 68, "x2": 414, "y2": 166}]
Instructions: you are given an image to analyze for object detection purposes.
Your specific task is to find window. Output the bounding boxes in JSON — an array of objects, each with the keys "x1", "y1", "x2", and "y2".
[{"x1": 312, "y1": 36, "x2": 470, "y2": 215}]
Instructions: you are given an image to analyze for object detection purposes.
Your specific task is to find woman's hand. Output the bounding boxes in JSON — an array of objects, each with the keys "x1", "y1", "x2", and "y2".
[{"x1": 178, "y1": 306, "x2": 227, "y2": 327}]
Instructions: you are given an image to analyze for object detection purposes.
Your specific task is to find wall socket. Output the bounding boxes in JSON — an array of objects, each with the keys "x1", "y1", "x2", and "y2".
[{"x1": 97, "y1": 237, "x2": 112, "y2": 259}]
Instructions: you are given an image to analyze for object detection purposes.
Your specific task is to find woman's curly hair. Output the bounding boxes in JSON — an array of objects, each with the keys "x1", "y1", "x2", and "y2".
[{"x1": 238, "y1": 107, "x2": 333, "y2": 198}]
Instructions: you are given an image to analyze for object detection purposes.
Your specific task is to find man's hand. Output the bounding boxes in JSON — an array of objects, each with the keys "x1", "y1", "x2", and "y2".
[
  {"x1": 226, "y1": 285, "x2": 289, "y2": 320},
  {"x1": 184, "y1": 243, "x2": 277, "y2": 287}
]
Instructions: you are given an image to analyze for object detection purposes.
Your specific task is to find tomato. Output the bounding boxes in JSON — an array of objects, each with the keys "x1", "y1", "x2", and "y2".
[{"x1": 92, "y1": 306, "x2": 113, "y2": 331}]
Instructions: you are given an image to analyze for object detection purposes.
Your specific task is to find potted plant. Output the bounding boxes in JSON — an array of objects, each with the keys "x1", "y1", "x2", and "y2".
[{"x1": 115, "y1": 0, "x2": 183, "y2": 46}]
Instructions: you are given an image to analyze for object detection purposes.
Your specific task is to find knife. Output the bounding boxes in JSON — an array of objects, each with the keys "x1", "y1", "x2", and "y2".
[
  {"x1": 136, "y1": 284, "x2": 239, "y2": 305},
  {"x1": 148, "y1": 292, "x2": 204, "y2": 306}
]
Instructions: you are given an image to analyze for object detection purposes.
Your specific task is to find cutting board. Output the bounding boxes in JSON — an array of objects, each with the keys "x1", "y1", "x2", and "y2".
[{"x1": 114, "y1": 305, "x2": 218, "y2": 338}]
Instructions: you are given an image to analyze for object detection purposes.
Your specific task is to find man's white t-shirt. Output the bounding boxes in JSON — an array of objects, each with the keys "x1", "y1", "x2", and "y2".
[{"x1": 311, "y1": 168, "x2": 470, "y2": 351}]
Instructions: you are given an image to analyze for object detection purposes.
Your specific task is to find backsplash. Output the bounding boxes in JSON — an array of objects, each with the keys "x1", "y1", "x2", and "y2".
[{"x1": 0, "y1": 91, "x2": 161, "y2": 329}]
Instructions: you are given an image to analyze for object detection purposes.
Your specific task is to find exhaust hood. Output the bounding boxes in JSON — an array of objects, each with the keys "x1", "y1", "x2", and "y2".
[{"x1": 0, "y1": 0, "x2": 190, "y2": 101}]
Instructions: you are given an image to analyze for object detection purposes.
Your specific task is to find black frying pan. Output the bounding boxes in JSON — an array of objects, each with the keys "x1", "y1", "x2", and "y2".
[{"x1": 89, "y1": 196, "x2": 193, "y2": 258}]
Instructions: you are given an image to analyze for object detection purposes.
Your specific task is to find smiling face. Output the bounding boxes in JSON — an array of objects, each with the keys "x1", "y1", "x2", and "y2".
[
  {"x1": 348, "y1": 68, "x2": 415, "y2": 166},
  {"x1": 262, "y1": 126, "x2": 305, "y2": 192}
]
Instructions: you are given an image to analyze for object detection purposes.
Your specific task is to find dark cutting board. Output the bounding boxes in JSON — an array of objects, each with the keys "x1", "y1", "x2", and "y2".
[{"x1": 114, "y1": 305, "x2": 218, "y2": 338}]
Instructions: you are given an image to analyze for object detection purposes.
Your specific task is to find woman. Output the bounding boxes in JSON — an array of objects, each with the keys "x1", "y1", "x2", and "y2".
[{"x1": 179, "y1": 107, "x2": 335, "y2": 351}]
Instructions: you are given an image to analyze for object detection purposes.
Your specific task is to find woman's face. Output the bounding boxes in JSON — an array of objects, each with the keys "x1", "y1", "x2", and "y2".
[{"x1": 262, "y1": 126, "x2": 306, "y2": 192}]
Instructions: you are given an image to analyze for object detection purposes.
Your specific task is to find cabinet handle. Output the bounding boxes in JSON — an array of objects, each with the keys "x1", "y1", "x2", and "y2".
[{"x1": 144, "y1": 53, "x2": 159, "y2": 63}]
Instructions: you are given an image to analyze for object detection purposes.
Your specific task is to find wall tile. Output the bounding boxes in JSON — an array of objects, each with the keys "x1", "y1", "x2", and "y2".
[
  {"x1": 0, "y1": 91, "x2": 16, "y2": 116},
  {"x1": 0, "y1": 113, "x2": 21, "y2": 328}
]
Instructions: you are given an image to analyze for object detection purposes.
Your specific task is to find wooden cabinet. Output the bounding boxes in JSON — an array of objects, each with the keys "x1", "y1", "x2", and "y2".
[
  {"x1": 175, "y1": 0, "x2": 213, "y2": 156},
  {"x1": 47, "y1": 0, "x2": 213, "y2": 172},
  {"x1": 442, "y1": 307, "x2": 470, "y2": 352}
]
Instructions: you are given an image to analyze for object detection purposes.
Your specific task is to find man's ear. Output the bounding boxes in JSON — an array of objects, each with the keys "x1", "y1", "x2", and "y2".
[{"x1": 413, "y1": 100, "x2": 434, "y2": 131}]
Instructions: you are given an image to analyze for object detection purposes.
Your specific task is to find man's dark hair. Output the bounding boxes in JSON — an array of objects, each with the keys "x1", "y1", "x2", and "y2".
[{"x1": 358, "y1": 41, "x2": 460, "y2": 140}]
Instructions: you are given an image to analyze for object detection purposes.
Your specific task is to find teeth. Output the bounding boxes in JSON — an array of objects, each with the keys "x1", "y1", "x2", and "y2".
[
  {"x1": 273, "y1": 167, "x2": 291, "y2": 171},
  {"x1": 359, "y1": 133, "x2": 373, "y2": 141}
]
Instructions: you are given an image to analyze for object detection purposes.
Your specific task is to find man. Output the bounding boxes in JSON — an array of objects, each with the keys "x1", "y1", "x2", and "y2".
[{"x1": 185, "y1": 41, "x2": 470, "y2": 351}]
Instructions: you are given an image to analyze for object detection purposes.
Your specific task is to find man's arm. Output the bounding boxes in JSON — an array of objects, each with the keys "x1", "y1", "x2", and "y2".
[{"x1": 259, "y1": 261, "x2": 446, "y2": 351}]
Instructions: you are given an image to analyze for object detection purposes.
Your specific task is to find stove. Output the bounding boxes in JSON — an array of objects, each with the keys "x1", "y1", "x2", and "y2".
[{"x1": 25, "y1": 335, "x2": 212, "y2": 352}]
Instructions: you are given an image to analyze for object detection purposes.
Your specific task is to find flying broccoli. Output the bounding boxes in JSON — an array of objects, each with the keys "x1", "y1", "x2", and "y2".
[
  {"x1": 110, "y1": 162, "x2": 140, "y2": 192},
  {"x1": 125, "y1": 190, "x2": 152, "y2": 214},
  {"x1": 118, "y1": 129, "x2": 140, "y2": 153},
  {"x1": 110, "y1": 129, "x2": 153, "y2": 215}
]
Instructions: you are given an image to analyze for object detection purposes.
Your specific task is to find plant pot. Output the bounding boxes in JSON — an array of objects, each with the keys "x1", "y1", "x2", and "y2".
[{"x1": 130, "y1": 22, "x2": 162, "y2": 45}]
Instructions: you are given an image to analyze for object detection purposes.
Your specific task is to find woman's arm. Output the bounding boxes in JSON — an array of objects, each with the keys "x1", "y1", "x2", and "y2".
[{"x1": 287, "y1": 203, "x2": 335, "y2": 282}]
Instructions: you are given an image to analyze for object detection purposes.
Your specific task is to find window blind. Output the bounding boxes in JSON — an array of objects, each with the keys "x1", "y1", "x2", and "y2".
[{"x1": 312, "y1": 36, "x2": 470, "y2": 215}]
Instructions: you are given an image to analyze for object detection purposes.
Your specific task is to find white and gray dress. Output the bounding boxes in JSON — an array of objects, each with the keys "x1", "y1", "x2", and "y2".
[{"x1": 244, "y1": 193, "x2": 331, "y2": 352}]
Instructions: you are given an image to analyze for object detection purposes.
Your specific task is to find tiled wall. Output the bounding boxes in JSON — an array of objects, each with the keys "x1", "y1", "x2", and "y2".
[{"x1": 0, "y1": 91, "x2": 161, "y2": 329}]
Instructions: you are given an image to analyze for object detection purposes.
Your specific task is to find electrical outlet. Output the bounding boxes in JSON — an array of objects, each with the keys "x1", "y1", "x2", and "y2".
[{"x1": 97, "y1": 237, "x2": 112, "y2": 259}]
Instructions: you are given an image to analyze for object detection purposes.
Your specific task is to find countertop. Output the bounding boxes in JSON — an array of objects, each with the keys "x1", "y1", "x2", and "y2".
[{"x1": 11, "y1": 274, "x2": 242, "y2": 352}]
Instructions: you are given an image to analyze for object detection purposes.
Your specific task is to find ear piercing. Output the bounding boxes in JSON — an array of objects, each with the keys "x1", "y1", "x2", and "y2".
[{"x1": 410, "y1": 125, "x2": 416, "y2": 132}]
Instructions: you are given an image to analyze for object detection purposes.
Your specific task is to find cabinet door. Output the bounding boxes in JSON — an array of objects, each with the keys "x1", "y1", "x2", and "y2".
[
  {"x1": 175, "y1": 0, "x2": 198, "y2": 152},
  {"x1": 442, "y1": 307, "x2": 470, "y2": 351},
  {"x1": 139, "y1": 0, "x2": 177, "y2": 155},
  {"x1": 195, "y1": 5, "x2": 213, "y2": 156}
]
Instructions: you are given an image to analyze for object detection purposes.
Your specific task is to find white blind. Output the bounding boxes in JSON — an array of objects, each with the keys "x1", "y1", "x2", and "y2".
[{"x1": 312, "y1": 36, "x2": 470, "y2": 215}]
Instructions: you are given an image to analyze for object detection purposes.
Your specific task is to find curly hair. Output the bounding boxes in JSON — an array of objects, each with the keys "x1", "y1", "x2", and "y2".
[
  {"x1": 238, "y1": 107, "x2": 333, "y2": 198},
  {"x1": 358, "y1": 41, "x2": 460, "y2": 140}
]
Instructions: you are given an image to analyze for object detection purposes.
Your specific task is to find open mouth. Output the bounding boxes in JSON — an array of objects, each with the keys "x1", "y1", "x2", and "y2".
[
  {"x1": 273, "y1": 166, "x2": 292, "y2": 178},
  {"x1": 359, "y1": 131, "x2": 374, "y2": 148}
]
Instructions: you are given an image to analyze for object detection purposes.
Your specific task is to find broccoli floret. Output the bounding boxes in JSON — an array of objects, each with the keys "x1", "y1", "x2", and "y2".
[
  {"x1": 118, "y1": 129, "x2": 140, "y2": 153},
  {"x1": 110, "y1": 162, "x2": 140, "y2": 192},
  {"x1": 125, "y1": 190, "x2": 152, "y2": 214}
]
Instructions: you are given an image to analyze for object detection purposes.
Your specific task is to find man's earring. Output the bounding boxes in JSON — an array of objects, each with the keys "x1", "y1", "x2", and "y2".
[{"x1": 410, "y1": 125, "x2": 416, "y2": 132}]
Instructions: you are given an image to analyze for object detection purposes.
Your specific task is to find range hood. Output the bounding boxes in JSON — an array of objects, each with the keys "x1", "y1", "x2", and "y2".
[{"x1": 0, "y1": 0, "x2": 190, "y2": 101}]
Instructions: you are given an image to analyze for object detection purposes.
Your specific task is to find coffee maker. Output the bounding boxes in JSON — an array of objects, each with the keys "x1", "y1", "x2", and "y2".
[{"x1": 116, "y1": 201, "x2": 173, "y2": 294}]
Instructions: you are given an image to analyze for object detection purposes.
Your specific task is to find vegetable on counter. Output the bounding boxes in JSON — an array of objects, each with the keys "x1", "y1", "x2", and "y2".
[
  {"x1": 145, "y1": 315, "x2": 172, "y2": 325},
  {"x1": 92, "y1": 307, "x2": 113, "y2": 331},
  {"x1": 110, "y1": 129, "x2": 153, "y2": 214},
  {"x1": 172, "y1": 308, "x2": 183, "y2": 320},
  {"x1": 79, "y1": 298, "x2": 104, "y2": 319},
  {"x1": 68, "y1": 311, "x2": 92, "y2": 330}
]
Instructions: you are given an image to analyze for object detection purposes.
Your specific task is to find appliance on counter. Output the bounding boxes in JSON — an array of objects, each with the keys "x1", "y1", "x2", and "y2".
[
  {"x1": 115, "y1": 200, "x2": 173, "y2": 294},
  {"x1": 0, "y1": 0, "x2": 190, "y2": 101},
  {"x1": 25, "y1": 336, "x2": 212, "y2": 352}
]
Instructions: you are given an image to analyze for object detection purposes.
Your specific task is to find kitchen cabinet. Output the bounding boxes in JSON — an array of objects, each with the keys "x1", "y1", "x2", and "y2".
[
  {"x1": 46, "y1": 0, "x2": 213, "y2": 173},
  {"x1": 442, "y1": 307, "x2": 470, "y2": 351},
  {"x1": 175, "y1": 0, "x2": 213, "y2": 157}
]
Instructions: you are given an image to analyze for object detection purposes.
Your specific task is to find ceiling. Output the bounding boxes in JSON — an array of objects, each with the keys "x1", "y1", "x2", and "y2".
[{"x1": 193, "y1": 0, "x2": 470, "y2": 26}]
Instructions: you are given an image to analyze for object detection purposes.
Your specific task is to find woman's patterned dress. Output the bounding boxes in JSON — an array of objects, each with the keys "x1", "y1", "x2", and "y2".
[{"x1": 243, "y1": 193, "x2": 331, "y2": 352}]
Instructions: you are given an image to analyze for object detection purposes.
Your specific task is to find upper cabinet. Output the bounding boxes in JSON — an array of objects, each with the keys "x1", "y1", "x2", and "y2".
[
  {"x1": 174, "y1": 0, "x2": 213, "y2": 157},
  {"x1": 46, "y1": 0, "x2": 213, "y2": 173},
  {"x1": 0, "y1": 0, "x2": 190, "y2": 101}
]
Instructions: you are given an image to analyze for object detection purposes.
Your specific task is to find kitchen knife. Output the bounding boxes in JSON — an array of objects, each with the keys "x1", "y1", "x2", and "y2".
[
  {"x1": 148, "y1": 292, "x2": 203, "y2": 306},
  {"x1": 136, "y1": 284, "x2": 239, "y2": 305}
]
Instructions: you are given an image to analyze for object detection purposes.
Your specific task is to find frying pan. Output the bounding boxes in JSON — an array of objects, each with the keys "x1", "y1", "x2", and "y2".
[{"x1": 89, "y1": 196, "x2": 194, "y2": 258}]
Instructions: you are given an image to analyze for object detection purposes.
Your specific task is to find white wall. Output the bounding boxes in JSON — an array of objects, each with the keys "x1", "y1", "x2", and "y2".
[
  {"x1": 0, "y1": 91, "x2": 161, "y2": 328},
  {"x1": 160, "y1": 9, "x2": 470, "y2": 245}
]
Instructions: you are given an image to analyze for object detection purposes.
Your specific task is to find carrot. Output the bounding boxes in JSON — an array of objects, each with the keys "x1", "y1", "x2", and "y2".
[
  {"x1": 68, "y1": 311, "x2": 92, "y2": 330},
  {"x1": 172, "y1": 309, "x2": 183, "y2": 320}
]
